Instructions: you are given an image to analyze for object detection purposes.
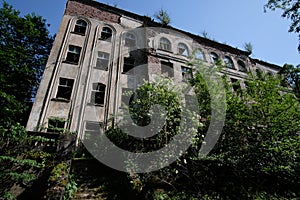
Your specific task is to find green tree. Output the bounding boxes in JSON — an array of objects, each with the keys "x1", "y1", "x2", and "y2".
[
  {"x1": 154, "y1": 9, "x2": 171, "y2": 26},
  {"x1": 278, "y1": 63, "x2": 300, "y2": 98},
  {"x1": 264, "y1": 0, "x2": 300, "y2": 52},
  {"x1": 243, "y1": 42, "x2": 253, "y2": 54},
  {"x1": 126, "y1": 64, "x2": 300, "y2": 199},
  {"x1": 0, "y1": 1, "x2": 53, "y2": 127}
]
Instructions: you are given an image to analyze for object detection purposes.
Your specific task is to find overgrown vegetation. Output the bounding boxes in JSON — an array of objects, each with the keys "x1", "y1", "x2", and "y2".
[
  {"x1": 0, "y1": 2, "x2": 56, "y2": 198},
  {"x1": 107, "y1": 61, "x2": 300, "y2": 199},
  {"x1": 0, "y1": 1, "x2": 299, "y2": 199},
  {"x1": 0, "y1": 1, "x2": 53, "y2": 127}
]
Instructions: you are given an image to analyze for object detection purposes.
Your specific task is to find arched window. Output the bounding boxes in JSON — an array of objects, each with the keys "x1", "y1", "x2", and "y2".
[
  {"x1": 267, "y1": 71, "x2": 274, "y2": 76},
  {"x1": 124, "y1": 33, "x2": 136, "y2": 47},
  {"x1": 210, "y1": 52, "x2": 219, "y2": 63},
  {"x1": 100, "y1": 27, "x2": 112, "y2": 41},
  {"x1": 195, "y1": 49, "x2": 205, "y2": 60},
  {"x1": 224, "y1": 56, "x2": 234, "y2": 69},
  {"x1": 178, "y1": 43, "x2": 189, "y2": 56},
  {"x1": 91, "y1": 83, "x2": 106, "y2": 105},
  {"x1": 256, "y1": 68, "x2": 264, "y2": 78},
  {"x1": 237, "y1": 60, "x2": 247, "y2": 72},
  {"x1": 74, "y1": 19, "x2": 87, "y2": 35},
  {"x1": 159, "y1": 37, "x2": 171, "y2": 51}
]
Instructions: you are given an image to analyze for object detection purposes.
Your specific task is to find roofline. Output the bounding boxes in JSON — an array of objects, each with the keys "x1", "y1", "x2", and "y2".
[
  {"x1": 67, "y1": 0, "x2": 281, "y2": 68},
  {"x1": 250, "y1": 58, "x2": 282, "y2": 70}
]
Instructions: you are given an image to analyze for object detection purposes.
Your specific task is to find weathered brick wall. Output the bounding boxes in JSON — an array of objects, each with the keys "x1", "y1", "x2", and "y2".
[{"x1": 65, "y1": 1, "x2": 120, "y2": 23}]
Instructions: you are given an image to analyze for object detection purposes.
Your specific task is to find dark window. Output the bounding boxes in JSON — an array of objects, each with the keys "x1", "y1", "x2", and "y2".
[
  {"x1": 123, "y1": 57, "x2": 135, "y2": 74},
  {"x1": 267, "y1": 71, "x2": 274, "y2": 76},
  {"x1": 231, "y1": 78, "x2": 240, "y2": 91},
  {"x1": 210, "y1": 52, "x2": 219, "y2": 63},
  {"x1": 96, "y1": 51, "x2": 109, "y2": 70},
  {"x1": 159, "y1": 37, "x2": 171, "y2": 51},
  {"x1": 161, "y1": 61, "x2": 174, "y2": 77},
  {"x1": 74, "y1": 19, "x2": 87, "y2": 35},
  {"x1": 178, "y1": 43, "x2": 188, "y2": 56},
  {"x1": 195, "y1": 49, "x2": 205, "y2": 60},
  {"x1": 224, "y1": 56, "x2": 234, "y2": 69},
  {"x1": 256, "y1": 68, "x2": 263, "y2": 77},
  {"x1": 47, "y1": 118, "x2": 65, "y2": 133},
  {"x1": 237, "y1": 60, "x2": 247, "y2": 72},
  {"x1": 181, "y1": 66, "x2": 192, "y2": 81},
  {"x1": 56, "y1": 78, "x2": 74, "y2": 100},
  {"x1": 124, "y1": 33, "x2": 136, "y2": 47},
  {"x1": 100, "y1": 27, "x2": 112, "y2": 41},
  {"x1": 91, "y1": 83, "x2": 106, "y2": 105},
  {"x1": 66, "y1": 45, "x2": 81, "y2": 64}
]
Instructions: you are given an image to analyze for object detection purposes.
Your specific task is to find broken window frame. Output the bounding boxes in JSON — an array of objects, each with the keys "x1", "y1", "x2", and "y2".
[
  {"x1": 56, "y1": 78, "x2": 74, "y2": 101},
  {"x1": 237, "y1": 60, "x2": 247, "y2": 72},
  {"x1": 224, "y1": 56, "x2": 234, "y2": 69},
  {"x1": 91, "y1": 83, "x2": 106, "y2": 105},
  {"x1": 181, "y1": 66, "x2": 192, "y2": 82},
  {"x1": 178, "y1": 43, "x2": 189, "y2": 56},
  {"x1": 73, "y1": 19, "x2": 87, "y2": 35},
  {"x1": 96, "y1": 51, "x2": 110, "y2": 70},
  {"x1": 123, "y1": 57, "x2": 135, "y2": 74},
  {"x1": 210, "y1": 52, "x2": 219, "y2": 63},
  {"x1": 100, "y1": 27, "x2": 112, "y2": 41},
  {"x1": 47, "y1": 117, "x2": 65, "y2": 133},
  {"x1": 65, "y1": 45, "x2": 81, "y2": 64}
]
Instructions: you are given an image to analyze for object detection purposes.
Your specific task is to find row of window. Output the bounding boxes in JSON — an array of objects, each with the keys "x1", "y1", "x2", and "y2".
[
  {"x1": 74, "y1": 19, "x2": 136, "y2": 47},
  {"x1": 73, "y1": 19, "x2": 113, "y2": 40},
  {"x1": 47, "y1": 76, "x2": 239, "y2": 133},
  {"x1": 158, "y1": 38, "x2": 248, "y2": 72},
  {"x1": 55, "y1": 61, "x2": 191, "y2": 103},
  {"x1": 71, "y1": 19, "x2": 250, "y2": 73},
  {"x1": 55, "y1": 77, "x2": 106, "y2": 105}
]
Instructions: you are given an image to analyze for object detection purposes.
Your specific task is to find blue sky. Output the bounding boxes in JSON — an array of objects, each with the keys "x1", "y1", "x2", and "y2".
[{"x1": 6, "y1": 0, "x2": 299, "y2": 66}]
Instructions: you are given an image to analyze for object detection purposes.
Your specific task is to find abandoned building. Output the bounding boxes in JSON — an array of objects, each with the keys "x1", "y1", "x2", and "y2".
[{"x1": 26, "y1": 0, "x2": 281, "y2": 141}]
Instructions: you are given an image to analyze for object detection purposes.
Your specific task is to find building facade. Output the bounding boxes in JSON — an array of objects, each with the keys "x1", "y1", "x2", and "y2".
[{"x1": 26, "y1": 0, "x2": 281, "y2": 141}]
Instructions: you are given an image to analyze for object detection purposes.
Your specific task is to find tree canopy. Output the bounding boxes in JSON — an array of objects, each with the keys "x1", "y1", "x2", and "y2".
[
  {"x1": 0, "y1": 1, "x2": 54, "y2": 126},
  {"x1": 264, "y1": 0, "x2": 300, "y2": 52}
]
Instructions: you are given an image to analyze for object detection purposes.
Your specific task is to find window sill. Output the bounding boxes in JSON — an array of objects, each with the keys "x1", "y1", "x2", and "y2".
[
  {"x1": 87, "y1": 102, "x2": 104, "y2": 107},
  {"x1": 71, "y1": 31, "x2": 85, "y2": 36},
  {"x1": 62, "y1": 60, "x2": 79, "y2": 65},
  {"x1": 94, "y1": 67, "x2": 108, "y2": 71},
  {"x1": 51, "y1": 98, "x2": 70, "y2": 103},
  {"x1": 157, "y1": 48, "x2": 173, "y2": 53},
  {"x1": 121, "y1": 72, "x2": 134, "y2": 75},
  {"x1": 98, "y1": 38, "x2": 111, "y2": 42}
]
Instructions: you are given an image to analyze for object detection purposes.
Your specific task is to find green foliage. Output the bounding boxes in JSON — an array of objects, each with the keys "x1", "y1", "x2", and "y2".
[
  {"x1": 110, "y1": 77, "x2": 192, "y2": 153},
  {"x1": 218, "y1": 72, "x2": 300, "y2": 173},
  {"x1": 154, "y1": 9, "x2": 171, "y2": 25},
  {"x1": 3, "y1": 191, "x2": 16, "y2": 200},
  {"x1": 63, "y1": 174, "x2": 77, "y2": 200},
  {"x1": 0, "y1": 123, "x2": 56, "y2": 197},
  {"x1": 0, "y1": 1, "x2": 53, "y2": 126},
  {"x1": 49, "y1": 162, "x2": 68, "y2": 184},
  {"x1": 279, "y1": 63, "x2": 300, "y2": 98},
  {"x1": 243, "y1": 42, "x2": 253, "y2": 54},
  {"x1": 125, "y1": 63, "x2": 299, "y2": 199},
  {"x1": 264, "y1": 0, "x2": 300, "y2": 52}
]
